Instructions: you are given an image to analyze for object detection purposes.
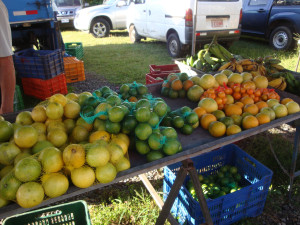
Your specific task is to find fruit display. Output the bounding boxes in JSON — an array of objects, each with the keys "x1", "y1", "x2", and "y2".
[
  {"x1": 0, "y1": 91, "x2": 133, "y2": 209},
  {"x1": 186, "y1": 165, "x2": 242, "y2": 200},
  {"x1": 118, "y1": 81, "x2": 149, "y2": 101},
  {"x1": 161, "y1": 106, "x2": 199, "y2": 135}
]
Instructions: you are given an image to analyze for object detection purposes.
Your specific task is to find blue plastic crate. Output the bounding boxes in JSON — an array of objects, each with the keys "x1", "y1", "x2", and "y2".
[
  {"x1": 13, "y1": 48, "x2": 64, "y2": 80},
  {"x1": 163, "y1": 144, "x2": 273, "y2": 225}
]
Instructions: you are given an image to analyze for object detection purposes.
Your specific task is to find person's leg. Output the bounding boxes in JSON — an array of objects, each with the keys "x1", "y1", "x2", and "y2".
[{"x1": 0, "y1": 56, "x2": 16, "y2": 114}]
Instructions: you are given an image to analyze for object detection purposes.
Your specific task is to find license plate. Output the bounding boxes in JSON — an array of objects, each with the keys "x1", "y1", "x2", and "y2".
[
  {"x1": 61, "y1": 19, "x2": 69, "y2": 23},
  {"x1": 211, "y1": 19, "x2": 223, "y2": 28}
]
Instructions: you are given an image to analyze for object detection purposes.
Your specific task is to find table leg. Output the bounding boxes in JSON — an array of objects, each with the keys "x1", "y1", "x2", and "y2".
[
  {"x1": 155, "y1": 160, "x2": 214, "y2": 225},
  {"x1": 289, "y1": 126, "x2": 300, "y2": 200}
]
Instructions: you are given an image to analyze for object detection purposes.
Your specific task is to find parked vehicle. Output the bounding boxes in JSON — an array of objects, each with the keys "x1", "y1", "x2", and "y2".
[
  {"x1": 242, "y1": 0, "x2": 300, "y2": 50},
  {"x1": 74, "y1": 0, "x2": 129, "y2": 38},
  {"x1": 55, "y1": 0, "x2": 89, "y2": 28},
  {"x1": 126, "y1": 0, "x2": 243, "y2": 58},
  {"x1": 3, "y1": 0, "x2": 61, "y2": 51}
]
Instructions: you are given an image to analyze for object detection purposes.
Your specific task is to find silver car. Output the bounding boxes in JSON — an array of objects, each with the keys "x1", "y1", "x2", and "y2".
[{"x1": 74, "y1": 0, "x2": 129, "y2": 38}]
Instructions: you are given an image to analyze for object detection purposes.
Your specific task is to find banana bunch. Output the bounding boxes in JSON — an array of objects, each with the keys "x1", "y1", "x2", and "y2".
[
  {"x1": 268, "y1": 71, "x2": 300, "y2": 94},
  {"x1": 183, "y1": 36, "x2": 234, "y2": 72},
  {"x1": 268, "y1": 76, "x2": 287, "y2": 90},
  {"x1": 263, "y1": 56, "x2": 286, "y2": 74}
]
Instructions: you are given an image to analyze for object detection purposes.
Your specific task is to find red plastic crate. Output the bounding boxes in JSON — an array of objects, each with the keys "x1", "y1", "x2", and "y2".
[
  {"x1": 149, "y1": 64, "x2": 180, "y2": 75},
  {"x1": 146, "y1": 73, "x2": 169, "y2": 84},
  {"x1": 63, "y1": 57, "x2": 85, "y2": 83},
  {"x1": 21, "y1": 73, "x2": 68, "y2": 100}
]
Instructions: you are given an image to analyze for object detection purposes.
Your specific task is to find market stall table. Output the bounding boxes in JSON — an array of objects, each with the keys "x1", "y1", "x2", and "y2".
[{"x1": 1, "y1": 83, "x2": 300, "y2": 224}]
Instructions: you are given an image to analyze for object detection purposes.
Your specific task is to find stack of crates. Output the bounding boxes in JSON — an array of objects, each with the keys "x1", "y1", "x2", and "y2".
[
  {"x1": 63, "y1": 56, "x2": 85, "y2": 83},
  {"x1": 163, "y1": 144, "x2": 273, "y2": 225},
  {"x1": 13, "y1": 48, "x2": 67, "y2": 100},
  {"x1": 146, "y1": 64, "x2": 180, "y2": 84},
  {"x1": 64, "y1": 42, "x2": 84, "y2": 60}
]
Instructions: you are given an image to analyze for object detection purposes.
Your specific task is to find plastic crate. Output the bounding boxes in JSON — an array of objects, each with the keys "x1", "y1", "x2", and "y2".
[
  {"x1": 149, "y1": 64, "x2": 180, "y2": 75},
  {"x1": 163, "y1": 144, "x2": 273, "y2": 225},
  {"x1": 2, "y1": 200, "x2": 91, "y2": 225},
  {"x1": 13, "y1": 48, "x2": 64, "y2": 80},
  {"x1": 21, "y1": 73, "x2": 68, "y2": 100},
  {"x1": 13, "y1": 85, "x2": 24, "y2": 112},
  {"x1": 63, "y1": 57, "x2": 85, "y2": 83},
  {"x1": 65, "y1": 42, "x2": 84, "y2": 60},
  {"x1": 145, "y1": 73, "x2": 169, "y2": 84}
]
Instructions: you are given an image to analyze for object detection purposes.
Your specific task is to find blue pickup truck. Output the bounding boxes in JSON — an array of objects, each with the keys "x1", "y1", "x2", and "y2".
[{"x1": 241, "y1": 0, "x2": 300, "y2": 50}]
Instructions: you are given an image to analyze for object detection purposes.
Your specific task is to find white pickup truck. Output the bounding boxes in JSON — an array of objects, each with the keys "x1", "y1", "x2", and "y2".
[{"x1": 74, "y1": 0, "x2": 129, "y2": 37}]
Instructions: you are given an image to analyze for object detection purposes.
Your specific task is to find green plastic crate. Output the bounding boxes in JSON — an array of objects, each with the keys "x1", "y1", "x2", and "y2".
[
  {"x1": 13, "y1": 85, "x2": 24, "y2": 112},
  {"x1": 65, "y1": 42, "x2": 84, "y2": 60},
  {"x1": 2, "y1": 200, "x2": 92, "y2": 225}
]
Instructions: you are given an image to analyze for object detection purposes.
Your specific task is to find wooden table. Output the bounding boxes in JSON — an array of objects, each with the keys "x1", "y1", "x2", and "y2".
[{"x1": 1, "y1": 83, "x2": 300, "y2": 224}]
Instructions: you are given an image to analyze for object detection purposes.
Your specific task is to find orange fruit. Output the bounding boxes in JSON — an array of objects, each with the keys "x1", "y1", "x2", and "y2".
[
  {"x1": 256, "y1": 113, "x2": 270, "y2": 125},
  {"x1": 128, "y1": 96, "x2": 138, "y2": 102},
  {"x1": 208, "y1": 121, "x2": 226, "y2": 137},
  {"x1": 281, "y1": 98, "x2": 293, "y2": 105},
  {"x1": 241, "y1": 96, "x2": 254, "y2": 105},
  {"x1": 243, "y1": 104, "x2": 259, "y2": 115},
  {"x1": 241, "y1": 80, "x2": 256, "y2": 90},
  {"x1": 193, "y1": 107, "x2": 207, "y2": 119},
  {"x1": 233, "y1": 92, "x2": 241, "y2": 100},
  {"x1": 171, "y1": 79, "x2": 183, "y2": 91},
  {"x1": 224, "y1": 104, "x2": 242, "y2": 116},
  {"x1": 226, "y1": 124, "x2": 242, "y2": 136},
  {"x1": 242, "y1": 115, "x2": 259, "y2": 130},
  {"x1": 255, "y1": 101, "x2": 268, "y2": 110},
  {"x1": 235, "y1": 101, "x2": 244, "y2": 109},
  {"x1": 200, "y1": 114, "x2": 217, "y2": 130},
  {"x1": 183, "y1": 80, "x2": 194, "y2": 91}
]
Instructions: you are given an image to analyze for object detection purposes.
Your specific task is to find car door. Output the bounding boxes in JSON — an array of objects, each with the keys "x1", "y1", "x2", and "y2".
[
  {"x1": 241, "y1": 0, "x2": 273, "y2": 35},
  {"x1": 114, "y1": 0, "x2": 130, "y2": 29},
  {"x1": 145, "y1": 0, "x2": 165, "y2": 40},
  {"x1": 130, "y1": 0, "x2": 148, "y2": 36}
]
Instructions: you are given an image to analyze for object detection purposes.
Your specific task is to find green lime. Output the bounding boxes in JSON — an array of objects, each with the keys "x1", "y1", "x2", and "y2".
[
  {"x1": 120, "y1": 84, "x2": 130, "y2": 93},
  {"x1": 136, "y1": 99, "x2": 151, "y2": 109},
  {"x1": 148, "y1": 133, "x2": 163, "y2": 150},
  {"x1": 105, "y1": 120, "x2": 121, "y2": 134},
  {"x1": 129, "y1": 88, "x2": 138, "y2": 96},
  {"x1": 122, "y1": 115, "x2": 137, "y2": 133},
  {"x1": 93, "y1": 118, "x2": 106, "y2": 131},
  {"x1": 230, "y1": 166, "x2": 238, "y2": 174},
  {"x1": 220, "y1": 177, "x2": 229, "y2": 186},
  {"x1": 161, "y1": 87, "x2": 170, "y2": 97},
  {"x1": 172, "y1": 116, "x2": 184, "y2": 128},
  {"x1": 179, "y1": 73, "x2": 189, "y2": 82},
  {"x1": 181, "y1": 106, "x2": 192, "y2": 114},
  {"x1": 135, "y1": 107, "x2": 151, "y2": 123},
  {"x1": 148, "y1": 112, "x2": 160, "y2": 127},
  {"x1": 135, "y1": 123, "x2": 152, "y2": 141},
  {"x1": 101, "y1": 86, "x2": 111, "y2": 94},
  {"x1": 153, "y1": 101, "x2": 168, "y2": 117},
  {"x1": 93, "y1": 90, "x2": 102, "y2": 98},
  {"x1": 186, "y1": 112, "x2": 198, "y2": 125},
  {"x1": 146, "y1": 151, "x2": 164, "y2": 162},
  {"x1": 137, "y1": 85, "x2": 148, "y2": 95},
  {"x1": 135, "y1": 140, "x2": 151, "y2": 155},
  {"x1": 84, "y1": 96, "x2": 100, "y2": 108},
  {"x1": 234, "y1": 173, "x2": 241, "y2": 182},
  {"x1": 178, "y1": 89, "x2": 186, "y2": 98},
  {"x1": 161, "y1": 127, "x2": 177, "y2": 139},
  {"x1": 108, "y1": 106, "x2": 125, "y2": 123},
  {"x1": 181, "y1": 124, "x2": 194, "y2": 135},
  {"x1": 168, "y1": 89, "x2": 178, "y2": 99},
  {"x1": 77, "y1": 94, "x2": 90, "y2": 106},
  {"x1": 0, "y1": 121, "x2": 13, "y2": 142},
  {"x1": 219, "y1": 116, "x2": 234, "y2": 127},
  {"x1": 198, "y1": 174, "x2": 204, "y2": 182},
  {"x1": 163, "y1": 139, "x2": 180, "y2": 155},
  {"x1": 230, "y1": 115, "x2": 242, "y2": 126},
  {"x1": 217, "y1": 172, "x2": 224, "y2": 179},
  {"x1": 212, "y1": 110, "x2": 226, "y2": 120},
  {"x1": 106, "y1": 95, "x2": 122, "y2": 106}
]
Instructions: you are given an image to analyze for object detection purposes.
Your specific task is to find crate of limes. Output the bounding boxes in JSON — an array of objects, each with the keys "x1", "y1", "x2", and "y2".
[
  {"x1": 13, "y1": 85, "x2": 24, "y2": 112},
  {"x1": 163, "y1": 144, "x2": 273, "y2": 225},
  {"x1": 64, "y1": 42, "x2": 84, "y2": 60}
]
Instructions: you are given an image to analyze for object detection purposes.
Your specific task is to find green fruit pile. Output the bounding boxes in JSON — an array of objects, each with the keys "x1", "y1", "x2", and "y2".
[
  {"x1": 187, "y1": 165, "x2": 243, "y2": 200},
  {"x1": 161, "y1": 106, "x2": 199, "y2": 135},
  {"x1": 119, "y1": 82, "x2": 149, "y2": 101}
]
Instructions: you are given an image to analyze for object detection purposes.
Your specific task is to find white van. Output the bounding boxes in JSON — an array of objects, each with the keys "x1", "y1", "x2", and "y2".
[{"x1": 127, "y1": 0, "x2": 243, "y2": 57}]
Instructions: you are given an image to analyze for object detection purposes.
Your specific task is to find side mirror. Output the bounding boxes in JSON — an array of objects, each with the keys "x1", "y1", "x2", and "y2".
[{"x1": 117, "y1": 0, "x2": 126, "y2": 7}]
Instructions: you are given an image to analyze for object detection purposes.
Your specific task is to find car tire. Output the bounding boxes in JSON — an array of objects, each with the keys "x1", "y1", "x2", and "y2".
[
  {"x1": 270, "y1": 26, "x2": 294, "y2": 50},
  {"x1": 129, "y1": 25, "x2": 141, "y2": 43},
  {"x1": 167, "y1": 33, "x2": 183, "y2": 58},
  {"x1": 90, "y1": 18, "x2": 110, "y2": 38}
]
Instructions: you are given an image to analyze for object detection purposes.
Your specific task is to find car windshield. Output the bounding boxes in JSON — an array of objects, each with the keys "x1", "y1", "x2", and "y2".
[
  {"x1": 55, "y1": 0, "x2": 82, "y2": 7},
  {"x1": 103, "y1": 0, "x2": 117, "y2": 5}
]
